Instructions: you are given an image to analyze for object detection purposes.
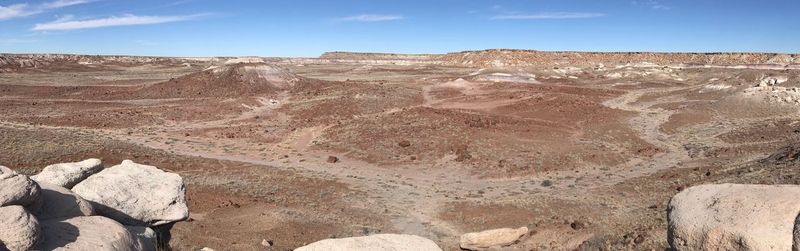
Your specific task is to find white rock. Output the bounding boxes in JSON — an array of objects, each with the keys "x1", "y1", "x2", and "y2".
[
  {"x1": 668, "y1": 184, "x2": 800, "y2": 251},
  {"x1": 32, "y1": 158, "x2": 103, "y2": 189},
  {"x1": 34, "y1": 182, "x2": 94, "y2": 220},
  {"x1": 295, "y1": 234, "x2": 442, "y2": 251},
  {"x1": 71, "y1": 160, "x2": 188, "y2": 226},
  {"x1": 459, "y1": 227, "x2": 528, "y2": 250},
  {"x1": 0, "y1": 205, "x2": 41, "y2": 251},
  {"x1": 759, "y1": 76, "x2": 789, "y2": 87},
  {"x1": 261, "y1": 239, "x2": 273, "y2": 247},
  {"x1": 39, "y1": 216, "x2": 143, "y2": 251},
  {"x1": 224, "y1": 57, "x2": 264, "y2": 65},
  {"x1": 0, "y1": 165, "x2": 41, "y2": 210},
  {"x1": 126, "y1": 226, "x2": 157, "y2": 251}
]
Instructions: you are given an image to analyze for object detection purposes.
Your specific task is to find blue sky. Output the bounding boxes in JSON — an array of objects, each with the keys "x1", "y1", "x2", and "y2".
[{"x1": 1, "y1": 0, "x2": 798, "y2": 57}]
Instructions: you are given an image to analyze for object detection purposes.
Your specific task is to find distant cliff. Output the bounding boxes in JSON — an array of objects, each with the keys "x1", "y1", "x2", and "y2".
[
  {"x1": 319, "y1": 49, "x2": 800, "y2": 67},
  {"x1": 318, "y1": 52, "x2": 443, "y2": 65}
]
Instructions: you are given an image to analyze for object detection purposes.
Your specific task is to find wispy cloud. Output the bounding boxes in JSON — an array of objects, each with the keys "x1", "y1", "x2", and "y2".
[
  {"x1": 491, "y1": 12, "x2": 606, "y2": 20},
  {"x1": 41, "y1": 0, "x2": 92, "y2": 9},
  {"x1": 0, "y1": 0, "x2": 92, "y2": 20},
  {"x1": 632, "y1": 0, "x2": 672, "y2": 10},
  {"x1": 33, "y1": 13, "x2": 209, "y2": 31},
  {"x1": 0, "y1": 4, "x2": 37, "y2": 20},
  {"x1": 337, "y1": 14, "x2": 404, "y2": 22}
]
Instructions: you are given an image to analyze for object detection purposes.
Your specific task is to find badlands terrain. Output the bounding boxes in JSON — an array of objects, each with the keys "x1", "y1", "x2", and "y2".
[{"x1": 1, "y1": 50, "x2": 799, "y2": 250}]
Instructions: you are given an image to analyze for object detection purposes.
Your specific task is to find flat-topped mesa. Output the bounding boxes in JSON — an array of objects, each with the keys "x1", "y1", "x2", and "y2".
[
  {"x1": 319, "y1": 49, "x2": 800, "y2": 67},
  {"x1": 318, "y1": 51, "x2": 443, "y2": 65},
  {"x1": 444, "y1": 49, "x2": 800, "y2": 67},
  {"x1": 320, "y1": 51, "x2": 438, "y2": 60}
]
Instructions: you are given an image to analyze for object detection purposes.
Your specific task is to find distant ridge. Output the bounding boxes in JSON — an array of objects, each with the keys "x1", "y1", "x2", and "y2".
[
  {"x1": 320, "y1": 49, "x2": 800, "y2": 67},
  {"x1": 3, "y1": 49, "x2": 799, "y2": 72}
]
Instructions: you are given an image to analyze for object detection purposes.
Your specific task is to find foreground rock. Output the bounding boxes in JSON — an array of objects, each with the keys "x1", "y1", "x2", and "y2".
[
  {"x1": 32, "y1": 158, "x2": 103, "y2": 189},
  {"x1": 39, "y1": 216, "x2": 149, "y2": 251},
  {"x1": 0, "y1": 205, "x2": 41, "y2": 251},
  {"x1": 0, "y1": 165, "x2": 41, "y2": 209},
  {"x1": 459, "y1": 227, "x2": 529, "y2": 250},
  {"x1": 72, "y1": 160, "x2": 188, "y2": 226},
  {"x1": 126, "y1": 226, "x2": 157, "y2": 251},
  {"x1": 295, "y1": 234, "x2": 442, "y2": 251},
  {"x1": 668, "y1": 184, "x2": 800, "y2": 250},
  {"x1": 34, "y1": 182, "x2": 95, "y2": 220}
]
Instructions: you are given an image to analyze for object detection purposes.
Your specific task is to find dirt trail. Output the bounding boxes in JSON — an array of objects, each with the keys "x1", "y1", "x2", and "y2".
[{"x1": 600, "y1": 86, "x2": 693, "y2": 181}]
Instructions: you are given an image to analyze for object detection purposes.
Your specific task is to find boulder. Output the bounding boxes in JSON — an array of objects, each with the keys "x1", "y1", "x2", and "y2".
[
  {"x1": 39, "y1": 216, "x2": 144, "y2": 251},
  {"x1": 668, "y1": 183, "x2": 800, "y2": 250},
  {"x1": 71, "y1": 160, "x2": 188, "y2": 226},
  {"x1": 459, "y1": 227, "x2": 528, "y2": 250},
  {"x1": 0, "y1": 165, "x2": 41, "y2": 210},
  {"x1": 32, "y1": 158, "x2": 103, "y2": 189},
  {"x1": 126, "y1": 226, "x2": 157, "y2": 251},
  {"x1": 295, "y1": 234, "x2": 442, "y2": 251},
  {"x1": 0, "y1": 205, "x2": 41, "y2": 251},
  {"x1": 261, "y1": 239, "x2": 273, "y2": 247},
  {"x1": 34, "y1": 182, "x2": 94, "y2": 220}
]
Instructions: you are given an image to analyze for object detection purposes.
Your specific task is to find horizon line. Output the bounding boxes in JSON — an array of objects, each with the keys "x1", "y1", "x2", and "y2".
[{"x1": 2, "y1": 48, "x2": 799, "y2": 58}]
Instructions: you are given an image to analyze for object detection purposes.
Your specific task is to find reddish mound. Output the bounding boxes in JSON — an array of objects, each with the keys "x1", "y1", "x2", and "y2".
[{"x1": 134, "y1": 63, "x2": 316, "y2": 98}]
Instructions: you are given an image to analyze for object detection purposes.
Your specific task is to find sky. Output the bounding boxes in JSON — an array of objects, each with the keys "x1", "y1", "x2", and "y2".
[{"x1": 1, "y1": 0, "x2": 799, "y2": 57}]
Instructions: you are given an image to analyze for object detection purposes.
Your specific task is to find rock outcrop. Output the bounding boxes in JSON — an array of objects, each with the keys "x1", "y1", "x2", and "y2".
[
  {"x1": 294, "y1": 234, "x2": 442, "y2": 251},
  {"x1": 39, "y1": 216, "x2": 145, "y2": 251},
  {"x1": 459, "y1": 227, "x2": 529, "y2": 250},
  {"x1": 71, "y1": 160, "x2": 188, "y2": 226},
  {"x1": 32, "y1": 158, "x2": 104, "y2": 189},
  {"x1": 34, "y1": 182, "x2": 95, "y2": 220},
  {"x1": 1, "y1": 165, "x2": 41, "y2": 209},
  {"x1": 1, "y1": 158, "x2": 187, "y2": 251},
  {"x1": 668, "y1": 184, "x2": 800, "y2": 250},
  {"x1": 0, "y1": 205, "x2": 41, "y2": 251}
]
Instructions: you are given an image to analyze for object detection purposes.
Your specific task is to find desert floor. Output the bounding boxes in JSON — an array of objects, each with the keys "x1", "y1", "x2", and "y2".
[{"x1": 1, "y1": 58, "x2": 799, "y2": 250}]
